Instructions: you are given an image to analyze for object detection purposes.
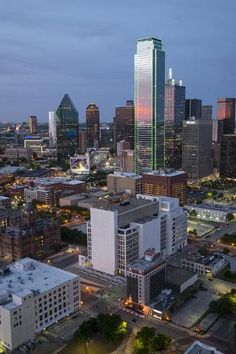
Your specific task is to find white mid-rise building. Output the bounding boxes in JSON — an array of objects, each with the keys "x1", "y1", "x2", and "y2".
[
  {"x1": 0, "y1": 258, "x2": 80, "y2": 351},
  {"x1": 87, "y1": 195, "x2": 187, "y2": 276}
]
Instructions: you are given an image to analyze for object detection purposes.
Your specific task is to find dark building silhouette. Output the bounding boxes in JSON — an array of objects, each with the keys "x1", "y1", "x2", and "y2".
[
  {"x1": 165, "y1": 68, "x2": 185, "y2": 125},
  {"x1": 100, "y1": 123, "x2": 114, "y2": 148},
  {"x1": 182, "y1": 119, "x2": 212, "y2": 180},
  {"x1": 86, "y1": 103, "x2": 100, "y2": 148},
  {"x1": 165, "y1": 123, "x2": 182, "y2": 170},
  {"x1": 114, "y1": 100, "x2": 134, "y2": 149},
  {"x1": 201, "y1": 105, "x2": 212, "y2": 120},
  {"x1": 185, "y1": 99, "x2": 202, "y2": 120},
  {"x1": 220, "y1": 135, "x2": 236, "y2": 178},
  {"x1": 217, "y1": 98, "x2": 235, "y2": 134},
  {"x1": 56, "y1": 94, "x2": 79, "y2": 161}
]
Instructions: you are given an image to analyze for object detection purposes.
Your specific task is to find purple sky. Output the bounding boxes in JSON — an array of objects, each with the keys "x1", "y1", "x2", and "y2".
[{"x1": 0, "y1": 0, "x2": 235, "y2": 122}]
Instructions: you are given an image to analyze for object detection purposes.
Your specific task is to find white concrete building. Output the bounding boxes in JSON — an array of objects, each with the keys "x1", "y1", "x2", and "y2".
[
  {"x1": 186, "y1": 203, "x2": 236, "y2": 223},
  {"x1": 0, "y1": 258, "x2": 80, "y2": 351},
  {"x1": 87, "y1": 195, "x2": 187, "y2": 276}
]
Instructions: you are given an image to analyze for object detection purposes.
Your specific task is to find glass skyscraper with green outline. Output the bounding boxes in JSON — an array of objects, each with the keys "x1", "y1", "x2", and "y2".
[{"x1": 134, "y1": 37, "x2": 165, "y2": 173}]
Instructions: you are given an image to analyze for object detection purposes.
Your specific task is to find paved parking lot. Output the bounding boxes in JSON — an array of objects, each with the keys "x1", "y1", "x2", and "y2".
[{"x1": 172, "y1": 289, "x2": 218, "y2": 328}]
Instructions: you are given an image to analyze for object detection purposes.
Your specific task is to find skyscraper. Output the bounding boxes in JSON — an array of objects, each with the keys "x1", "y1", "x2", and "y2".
[
  {"x1": 165, "y1": 68, "x2": 185, "y2": 125},
  {"x1": 219, "y1": 135, "x2": 236, "y2": 178},
  {"x1": 86, "y1": 103, "x2": 100, "y2": 148},
  {"x1": 201, "y1": 105, "x2": 212, "y2": 120},
  {"x1": 185, "y1": 99, "x2": 202, "y2": 120},
  {"x1": 28, "y1": 116, "x2": 38, "y2": 134},
  {"x1": 182, "y1": 119, "x2": 213, "y2": 180},
  {"x1": 217, "y1": 98, "x2": 235, "y2": 134},
  {"x1": 56, "y1": 94, "x2": 79, "y2": 161},
  {"x1": 48, "y1": 112, "x2": 57, "y2": 147},
  {"x1": 134, "y1": 37, "x2": 165, "y2": 173},
  {"x1": 114, "y1": 100, "x2": 134, "y2": 148}
]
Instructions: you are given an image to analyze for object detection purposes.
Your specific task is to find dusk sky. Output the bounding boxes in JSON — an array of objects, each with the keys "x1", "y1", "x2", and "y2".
[{"x1": 0, "y1": 0, "x2": 235, "y2": 123}]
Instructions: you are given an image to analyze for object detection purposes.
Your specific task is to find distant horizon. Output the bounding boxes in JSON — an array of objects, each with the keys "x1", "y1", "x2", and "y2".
[{"x1": 0, "y1": 0, "x2": 235, "y2": 122}]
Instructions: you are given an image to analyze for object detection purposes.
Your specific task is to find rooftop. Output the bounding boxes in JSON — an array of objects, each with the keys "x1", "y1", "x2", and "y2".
[
  {"x1": 109, "y1": 171, "x2": 142, "y2": 179},
  {"x1": 0, "y1": 166, "x2": 25, "y2": 174},
  {"x1": 187, "y1": 203, "x2": 236, "y2": 212},
  {"x1": 0, "y1": 258, "x2": 78, "y2": 307},
  {"x1": 143, "y1": 168, "x2": 186, "y2": 177},
  {"x1": 183, "y1": 254, "x2": 225, "y2": 267},
  {"x1": 166, "y1": 265, "x2": 197, "y2": 286},
  {"x1": 94, "y1": 197, "x2": 157, "y2": 214},
  {"x1": 34, "y1": 177, "x2": 84, "y2": 186},
  {"x1": 127, "y1": 251, "x2": 164, "y2": 272},
  {"x1": 184, "y1": 340, "x2": 223, "y2": 354}
]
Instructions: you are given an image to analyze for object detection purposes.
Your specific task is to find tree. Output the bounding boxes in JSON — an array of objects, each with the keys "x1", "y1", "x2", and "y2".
[
  {"x1": 223, "y1": 247, "x2": 230, "y2": 255},
  {"x1": 227, "y1": 213, "x2": 235, "y2": 222},
  {"x1": 189, "y1": 209, "x2": 197, "y2": 217},
  {"x1": 134, "y1": 327, "x2": 171, "y2": 354},
  {"x1": 199, "y1": 244, "x2": 209, "y2": 256},
  {"x1": 209, "y1": 297, "x2": 234, "y2": 315}
]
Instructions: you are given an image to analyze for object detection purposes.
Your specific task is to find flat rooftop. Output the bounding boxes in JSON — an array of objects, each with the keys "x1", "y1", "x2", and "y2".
[
  {"x1": 166, "y1": 265, "x2": 197, "y2": 286},
  {"x1": 0, "y1": 258, "x2": 78, "y2": 306},
  {"x1": 184, "y1": 340, "x2": 223, "y2": 354},
  {"x1": 109, "y1": 172, "x2": 142, "y2": 179},
  {"x1": 143, "y1": 168, "x2": 186, "y2": 177},
  {"x1": 127, "y1": 254, "x2": 163, "y2": 272},
  {"x1": 94, "y1": 197, "x2": 158, "y2": 214},
  {"x1": 188, "y1": 203, "x2": 236, "y2": 212},
  {"x1": 0, "y1": 166, "x2": 25, "y2": 174},
  {"x1": 34, "y1": 177, "x2": 84, "y2": 186},
  {"x1": 183, "y1": 254, "x2": 225, "y2": 267}
]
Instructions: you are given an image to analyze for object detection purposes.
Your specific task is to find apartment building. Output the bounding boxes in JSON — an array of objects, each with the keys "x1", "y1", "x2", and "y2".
[{"x1": 0, "y1": 258, "x2": 80, "y2": 351}]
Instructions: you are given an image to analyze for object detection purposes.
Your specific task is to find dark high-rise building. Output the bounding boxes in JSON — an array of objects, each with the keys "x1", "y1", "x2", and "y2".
[
  {"x1": 165, "y1": 68, "x2": 185, "y2": 125},
  {"x1": 217, "y1": 98, "x2": 235, "y2": 134},
  {"x1": 220, "y1": 135, "x2": 236, "y2": 178},
  {"x1": 134, "y1": 37, "x2": 165, "y2": 173},
  {"x1": 185, "y1": 99, "x2": 202, "y2": 120},
  {"x1": 56, "y1": 93, "x2": 79, "y2": 161},
  {"x1": 114, "y1": 100, "x2": 134, "y2": 148},
  {"x1": 86, "y1": 103, "x2": 100, "y2": 148},
  {"x1": 100, "y1": 123, "x2": 114, "y2": 148},
  {"x1": 28, "y1": 116, "x2": 38, "y2": 134},
  {"x1": 201, "y1": 105, "x2": 212, "y2": 120},
  {"x1": 182, "y1": 119, "x2": 212, "y2": 180},
  {"x1": 165, "y1": 123, "x2": 182, "y2": 170}
]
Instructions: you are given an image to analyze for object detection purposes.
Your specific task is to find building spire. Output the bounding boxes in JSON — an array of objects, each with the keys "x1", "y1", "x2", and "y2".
[{"x1": 168, "y1": 67, "x2": 173, "y2": 80}]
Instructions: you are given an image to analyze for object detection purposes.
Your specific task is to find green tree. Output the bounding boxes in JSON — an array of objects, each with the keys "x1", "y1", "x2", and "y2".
[{"x1": 227, "y1": 213, "x2": 235, "y2": 222}]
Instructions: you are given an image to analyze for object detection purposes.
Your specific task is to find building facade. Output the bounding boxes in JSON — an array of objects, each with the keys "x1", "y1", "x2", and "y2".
[
  {"x1": 134, "y1": 37, "x2": 165, "y2": 173},
  {"x1": 56, "y1": 94, "x2": 79, "y2": 161},
  {"x1": 185, "y1": 99, "x2": 202, "y2": 120},
  {"x1": 219, "y1": 134, "x2": 236, "y2": 178},
  {"x1": 182, "y1": 119, "x2": 213, "y2": 180},
  {"x1": 86, "y1": 103, "x2": 100, "y2": 148},
  {"x1": 107, "y1": 171, "x2": 142, "y2": 196},
  {"x1": 0, "y1": 258, "x2": 80, "y2": 351},
  {"x1": 114, "y1": 100, "x2": 134, "y2": 149},
  {"x1": 217, "y1": 97, "x2": 235, "y2": 134},
  {"x1": 28, "y1": 116, "x2": 38, "y2": 134},
  {"x1": 165, "y1": 68, "x2": 185, "y2": 125},
  {"x1": 48, "y1": 112, "x2": 57, "y2": 147},
  {"x1": 201, "y1": 105, "x2": 212, "y2": 120},
  {"x1": 142, "y1": 169, "x2": 187, "y2": 205},
  {"x1": 127, "y1": 250, "x2": 166, "y2": 305}
]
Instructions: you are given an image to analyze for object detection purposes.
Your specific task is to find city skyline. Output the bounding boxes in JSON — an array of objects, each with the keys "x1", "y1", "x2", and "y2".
[{"x1": 0, "y1": 0, "x2": 235, "y2": 122}]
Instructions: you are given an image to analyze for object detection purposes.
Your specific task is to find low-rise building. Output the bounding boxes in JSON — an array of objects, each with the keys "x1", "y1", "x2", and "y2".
[
  {"x1": 142, "y1": 169, "x2": 187, "y2": 205},
  {"x1": 166, "y1": 265, "x2": 198, "y2": 294},
  {"x1": 184, "y1": 341, "x2": 223, "y2": 354},
  {"x1": 181, "y1": 254, "x2": 227, "y2": 277},
  {"x1": 0, "y1": 258, "x2": 80, "y2": 352},
  {"x1": 127, "y1": 250, "x2": 166, "y2": 305},
  {"x1": 0, "y1": 196, "x2": 10, "y2": 208},
  {"x1": 5, "y1": 148, "x2": 33, "y2": 161},
  {"x1": 186, "y1": 203, "x2": 236, "y2": 223},
  {"x1": 107, "y1": 171, "x2": 142, "y2": 196}
]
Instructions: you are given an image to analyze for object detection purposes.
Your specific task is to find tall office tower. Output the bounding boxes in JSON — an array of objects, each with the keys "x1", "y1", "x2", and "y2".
[
  {"x1": 165, "y1": 123, "x2": 182, "y2": 170},
  {"x1": 217, "y1": 98, "x2": 236, "y2": 134},
  {"x1": 100, "y1": 123, "x2": 114, "y2": 148},
  {"x1": 56, "y1": 93, "x2": 79, "y2": 161},
  {"x1": 48, "y1": 112, "x2": 57, "y2": 147},
  {"x1": 220, "y1": 135, "x2": 236, "y2": 178},
  {"x1": 28, "y1": 116, "x2": 38, "y2": 134},
  {"x1": 182, "y1": 119, "x2": 213, "y2": 180},
  {"x1": 185, "y1": 99, "x2": 202, "y2": 120},
  {"x1": 165, "y1": 68, "x2": 185, "y2": 125},
  {"x1": 86, "y1": 103, "x2": 100, "y2": 148},
  {"x1": 114, "y1": 100, "x2": 134, "y2": 148},
  {"x1": 201, "y1": 105, "x2": 212, "y2": 120},
  {"x1": 212, "y1": 119, "x2": 224, "y2": 142},
  {"x1": 134, "y1": 37, "x2": 165, "y2": 173}
]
